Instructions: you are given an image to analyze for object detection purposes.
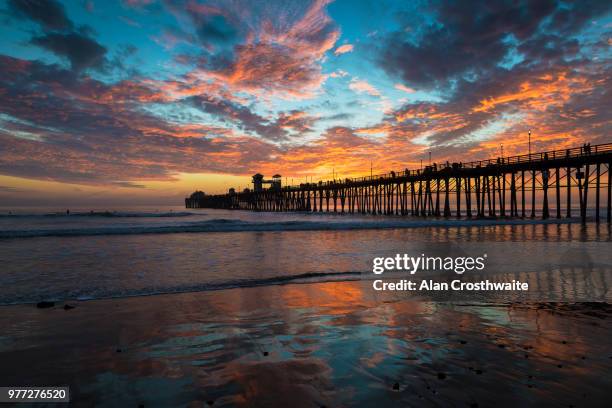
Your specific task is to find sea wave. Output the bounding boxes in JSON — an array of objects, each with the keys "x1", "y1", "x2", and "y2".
[
  {"x1": 0, "y1": 217, "x2": 580, "y2": 239},
  {"x1": 0, "y1": 271, "x2": 363, "y2": 306}
]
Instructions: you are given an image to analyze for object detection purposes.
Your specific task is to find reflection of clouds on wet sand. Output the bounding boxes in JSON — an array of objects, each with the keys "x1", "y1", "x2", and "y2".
[{"x1": 0, "y1": 281, "x2": 610, "y2": 406}]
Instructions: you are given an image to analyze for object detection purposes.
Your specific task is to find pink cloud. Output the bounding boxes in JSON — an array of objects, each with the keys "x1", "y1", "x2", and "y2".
[
  {"x1": 334, "y1": 44, "x2": 354, "y2": 55},
  {"x1": 394, "y1": 83, "x2": 415, "y2": 93},
  {"x1": 349, "y1": 79, "x2": 380, "y2": 96}
]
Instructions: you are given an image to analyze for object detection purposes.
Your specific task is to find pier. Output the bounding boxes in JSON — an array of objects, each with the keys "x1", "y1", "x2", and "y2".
[{"x1": 186, "y1": 142, "x2": 612, "y2": 223}]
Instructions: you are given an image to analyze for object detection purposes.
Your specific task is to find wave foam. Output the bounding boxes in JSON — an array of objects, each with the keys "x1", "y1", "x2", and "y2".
[
  {"x1": 0, "y1": 271, "x2": 363, "y2": 306},
  {"x1": 0, "y1": 217, "x2": 580, "y2": 239}
]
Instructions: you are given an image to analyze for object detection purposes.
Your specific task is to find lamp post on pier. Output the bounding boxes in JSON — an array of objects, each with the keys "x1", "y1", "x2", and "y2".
[{"x1": 528, "y1": 129, "x2": 531, "y2": 161}]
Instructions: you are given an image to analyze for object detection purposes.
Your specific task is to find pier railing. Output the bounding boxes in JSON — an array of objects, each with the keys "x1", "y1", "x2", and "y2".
[{"x1": 302, "y1": 142, "x2": 612, "y2": 188}]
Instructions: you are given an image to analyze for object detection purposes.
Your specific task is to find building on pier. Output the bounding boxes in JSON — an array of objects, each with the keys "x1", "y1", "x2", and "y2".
[{"x1": 252, "y1": 174, "x2": 282, "y2": 192}]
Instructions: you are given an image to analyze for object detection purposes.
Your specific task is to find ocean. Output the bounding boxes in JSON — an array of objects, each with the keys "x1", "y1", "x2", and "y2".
[{"x1": 1, "y1": 207, "x2": 610, "y2": 305}]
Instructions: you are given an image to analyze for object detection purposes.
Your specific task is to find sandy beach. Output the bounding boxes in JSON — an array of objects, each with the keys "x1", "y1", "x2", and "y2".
[{"x1": 1, "y1": 280, "x2": 610, "y2": 407}]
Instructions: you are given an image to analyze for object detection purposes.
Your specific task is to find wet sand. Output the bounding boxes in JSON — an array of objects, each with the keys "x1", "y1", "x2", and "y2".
[{"x1": 0, "y1": 280, "x2": 611, "y2": 407}]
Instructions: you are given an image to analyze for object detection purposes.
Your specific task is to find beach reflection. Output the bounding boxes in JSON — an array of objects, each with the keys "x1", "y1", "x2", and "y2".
[{"x1": 1, "y1": 280, "x2": 610, "y2": 407}]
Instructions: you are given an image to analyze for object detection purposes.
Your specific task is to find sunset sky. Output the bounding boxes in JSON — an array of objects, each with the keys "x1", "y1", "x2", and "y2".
[{"x1": 0, "y1": 0, "x2": 611, "y2": 206}]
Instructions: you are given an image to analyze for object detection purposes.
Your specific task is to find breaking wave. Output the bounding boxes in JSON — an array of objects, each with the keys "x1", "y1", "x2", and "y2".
[
  {"x1": 0, "y1": 271, "x2": 364, "y2": 306},
  {"x1": 0, "y1": 217, "x2": 578, "y2": 239}
]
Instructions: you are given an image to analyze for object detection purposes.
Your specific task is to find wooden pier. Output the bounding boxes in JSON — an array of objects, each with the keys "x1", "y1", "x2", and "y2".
[{"x1": 186, "y1": 142, "x2": 612, "y2": 223}]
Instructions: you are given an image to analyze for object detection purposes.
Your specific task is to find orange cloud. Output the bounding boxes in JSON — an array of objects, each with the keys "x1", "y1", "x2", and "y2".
[
  {"x1": 473, "y1": 71, "x2": 592, "y2": 113},
  {"x1": 197, "y1": 0, "x2": 339, "y2": 100}
]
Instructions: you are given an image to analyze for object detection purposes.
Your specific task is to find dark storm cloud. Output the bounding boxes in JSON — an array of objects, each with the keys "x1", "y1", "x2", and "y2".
[
  {"x1": 522, "y1": 35, "x2": 585, "y2": 69},
  {"x1": 379, "y1": 0, "x2": 611, "y2": 89},
  {"x1": 31, "y1": 31, "x2": 108, "y2": 72},
  {"x1": 8, "y1": 0, "x2": 72, "y2": 31},
  {"x1": 549, "y1": 0, "x2": 612, "y2": 33}
]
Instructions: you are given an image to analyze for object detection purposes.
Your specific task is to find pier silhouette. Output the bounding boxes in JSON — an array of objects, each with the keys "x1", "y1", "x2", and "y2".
[{"x1": 186, "y1": 142, "x2": 612, "y2": 223}]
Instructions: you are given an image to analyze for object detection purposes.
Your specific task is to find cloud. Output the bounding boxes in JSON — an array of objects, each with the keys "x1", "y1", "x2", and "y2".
[
  {"x1": 378, "y1": 0, "x2": 611, "y2": 89},
  {"x1": 112, "y1": 181, "x2": 147, "y2": 189},
  {"x1": 194, "y1": 13, "x2": 239, "y2": 47},
  {"x1": 356, "y1": 0, "x2": 612, "y2": 164},
  {"x1": 385, "y1": 58, "x2": 611, "y2": 156},
  {"x1": 0, "y1": 185, "x2": 28, "y2": 193},
  {"x1": 349, "y1": 78, "x2": 380, "y2": 96},
  {"x1": 334, "y1": 44, "x2": 353, "y2": 55},
  {"x1": 0, "y1": 56, "x2": 283, "y2": 183},
  {"x1": 187, "y1": 95, "x2": 289, "y2": 141},
  {"x1": 8, "y1": 0, "x2": 110, "y2": 73},
  {"x1": 330, "y1": 69, "x2": 348, "y2": 78},
  {"x1": 322, "y1": 112, "x2": 353, "y2": 122},
  {"x1": 31, "y1": 31, "x2": 108, "y2": 72},
  {"x1": 8, "y1": 0, "x2": 73, "y2": 31},
  {"x1": 274, "y1": 110, "x2": 318, "y2": 136},
  {"x1": 209, "y1": 41, "x2": 330, "y2": 98},
  {"x1": 394, "y1": 83, "x2": 415, "y2": 93},
  {"x1": 119, "y1": 15, "x2": 142, "y2": 28},
  {"x1": 168, "y1": 0, "x2": 340, "y2": 99}
]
